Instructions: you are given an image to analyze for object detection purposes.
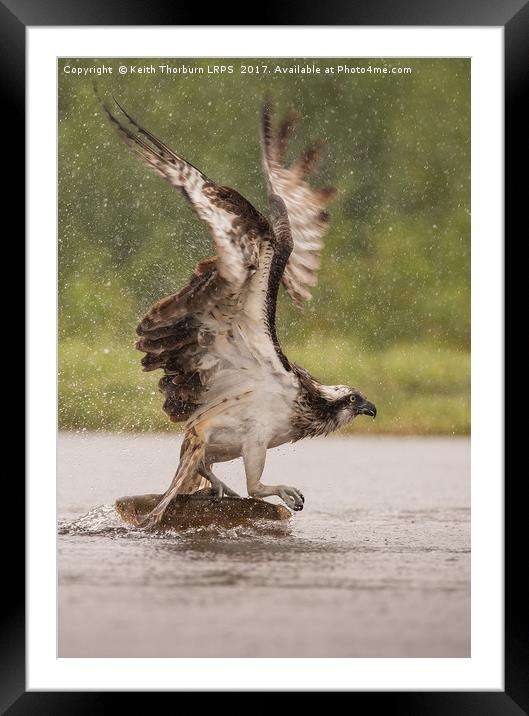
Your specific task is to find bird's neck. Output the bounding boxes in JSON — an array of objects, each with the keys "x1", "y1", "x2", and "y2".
[{"x1": 290, "y1": 366, "x2": 348, "y2": 441}]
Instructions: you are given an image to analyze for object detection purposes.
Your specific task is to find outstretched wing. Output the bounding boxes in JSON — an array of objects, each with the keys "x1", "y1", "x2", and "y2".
[
  {"x1": 261, "y1": 98, "x2": 336, "y2": 306},
  {"x1": 102, "y1": 99, "x2": 293, "y2": 423},
  {"x1": 102, "y1": 97, "x2": 268, "y2": 290}
]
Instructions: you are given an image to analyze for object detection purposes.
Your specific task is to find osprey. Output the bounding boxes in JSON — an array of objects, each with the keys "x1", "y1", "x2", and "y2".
[{"x1": 103, "y1": 97, "x2": 377, "y2": 528}]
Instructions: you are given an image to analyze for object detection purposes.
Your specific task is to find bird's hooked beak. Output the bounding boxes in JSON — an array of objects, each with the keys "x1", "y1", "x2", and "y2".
[{"x1": 358, "y1": 399, "x2": 377, "y2": 418}]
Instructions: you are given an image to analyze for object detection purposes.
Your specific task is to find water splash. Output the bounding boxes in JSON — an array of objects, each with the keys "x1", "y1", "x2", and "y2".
[
  {"x1": 58, "y1": 504, "x2": 128, "y2": 536},
  {"x1": 58, "y1": 504, "x2": 292, "y2": 541}
]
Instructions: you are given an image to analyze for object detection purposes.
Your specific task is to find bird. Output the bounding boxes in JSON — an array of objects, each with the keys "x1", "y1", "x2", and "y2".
[{"x1": 102, "y1": 95, "x2": 377, "y2": 528}]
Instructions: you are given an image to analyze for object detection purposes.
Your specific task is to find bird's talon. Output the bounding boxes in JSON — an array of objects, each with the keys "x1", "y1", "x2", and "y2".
[
  {"x1": 277, "y1": 486, "x2": 305, "y2": 512},
  {"x1": 209, "y1": 487, "x2": 223, "y2": 504},
  {"x1": 136, "y1": 513, "x2": 162, "y2": 530}
]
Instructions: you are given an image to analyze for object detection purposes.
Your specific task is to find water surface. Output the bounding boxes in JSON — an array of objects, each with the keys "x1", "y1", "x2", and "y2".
[{"x1": 59, "y1": 433, "x2": 470, "y2": 657}]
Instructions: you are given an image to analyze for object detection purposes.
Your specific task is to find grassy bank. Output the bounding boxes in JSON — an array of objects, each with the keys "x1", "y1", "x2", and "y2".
[{"x1": 59, "y1": 336, "x2": 469, "y2": 435}]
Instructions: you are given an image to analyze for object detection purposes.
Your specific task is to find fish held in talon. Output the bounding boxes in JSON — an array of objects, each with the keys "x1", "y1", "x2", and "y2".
[{"x1": 101, "y1": 93, "x2": 376, "y2": 527}]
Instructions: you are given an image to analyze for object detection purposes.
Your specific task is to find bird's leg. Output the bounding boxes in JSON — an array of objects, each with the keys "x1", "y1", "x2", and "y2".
[
  {"x1": 243, "y1": 441, "x2": 305, "y2": 512},
  {"x1": 198, "y1": 462, "x2": 241, "y2": 503},
  {"x1": 136, "y1": 428, "x2": 205, "y2": 529}
]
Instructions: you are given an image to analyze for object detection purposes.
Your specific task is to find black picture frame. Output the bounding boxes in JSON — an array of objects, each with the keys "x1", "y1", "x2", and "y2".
[{"x1": 9, "y1": 0, "x2": 520, "y2": 711}]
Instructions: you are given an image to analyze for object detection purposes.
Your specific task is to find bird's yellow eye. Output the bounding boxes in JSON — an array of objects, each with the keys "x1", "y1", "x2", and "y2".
[{"x1": 349, "y1": 395, "x2": 356, "y2": 403}]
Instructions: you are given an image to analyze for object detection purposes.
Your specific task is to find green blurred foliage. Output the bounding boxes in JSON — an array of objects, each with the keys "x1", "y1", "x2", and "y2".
[{"x1": 58, "y1": 58, "x2": 470, "y2": 434}]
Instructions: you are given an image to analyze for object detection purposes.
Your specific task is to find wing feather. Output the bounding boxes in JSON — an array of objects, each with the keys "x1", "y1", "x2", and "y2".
[
  {"x1": 102, "y1": 97, "x2": 270, "y2": 289},
  {"x1": 261, "y1": 98, "x2": 336, "y2": 306}
]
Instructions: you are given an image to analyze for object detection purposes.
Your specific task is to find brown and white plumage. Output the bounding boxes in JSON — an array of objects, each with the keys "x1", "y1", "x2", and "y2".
[
  {"x1": 102, "y1": 96, "x2": 376, "y2": 527},
  {"x1": 260, "y1": 98, "x2": 336, "y2": 305}
]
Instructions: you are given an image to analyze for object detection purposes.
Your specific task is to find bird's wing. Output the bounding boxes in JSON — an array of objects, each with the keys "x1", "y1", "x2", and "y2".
[
  {"x1": 260, "y1": 98, "x2": 336, "y2": 306},
  {"x1": 102, "y1": 99, "x2": 293, "y2": 423},
  {"x1": 102, "y1": 98, "x2": 268, "y2": 291}
]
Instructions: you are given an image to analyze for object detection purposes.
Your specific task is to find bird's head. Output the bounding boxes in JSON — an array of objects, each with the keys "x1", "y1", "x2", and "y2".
[
  {"x1": 291, "y1": 365, "x2": 377, "y2": 439},
  {"x1": 319, "y1": 384, "x2": 377, "y2": 429}
]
